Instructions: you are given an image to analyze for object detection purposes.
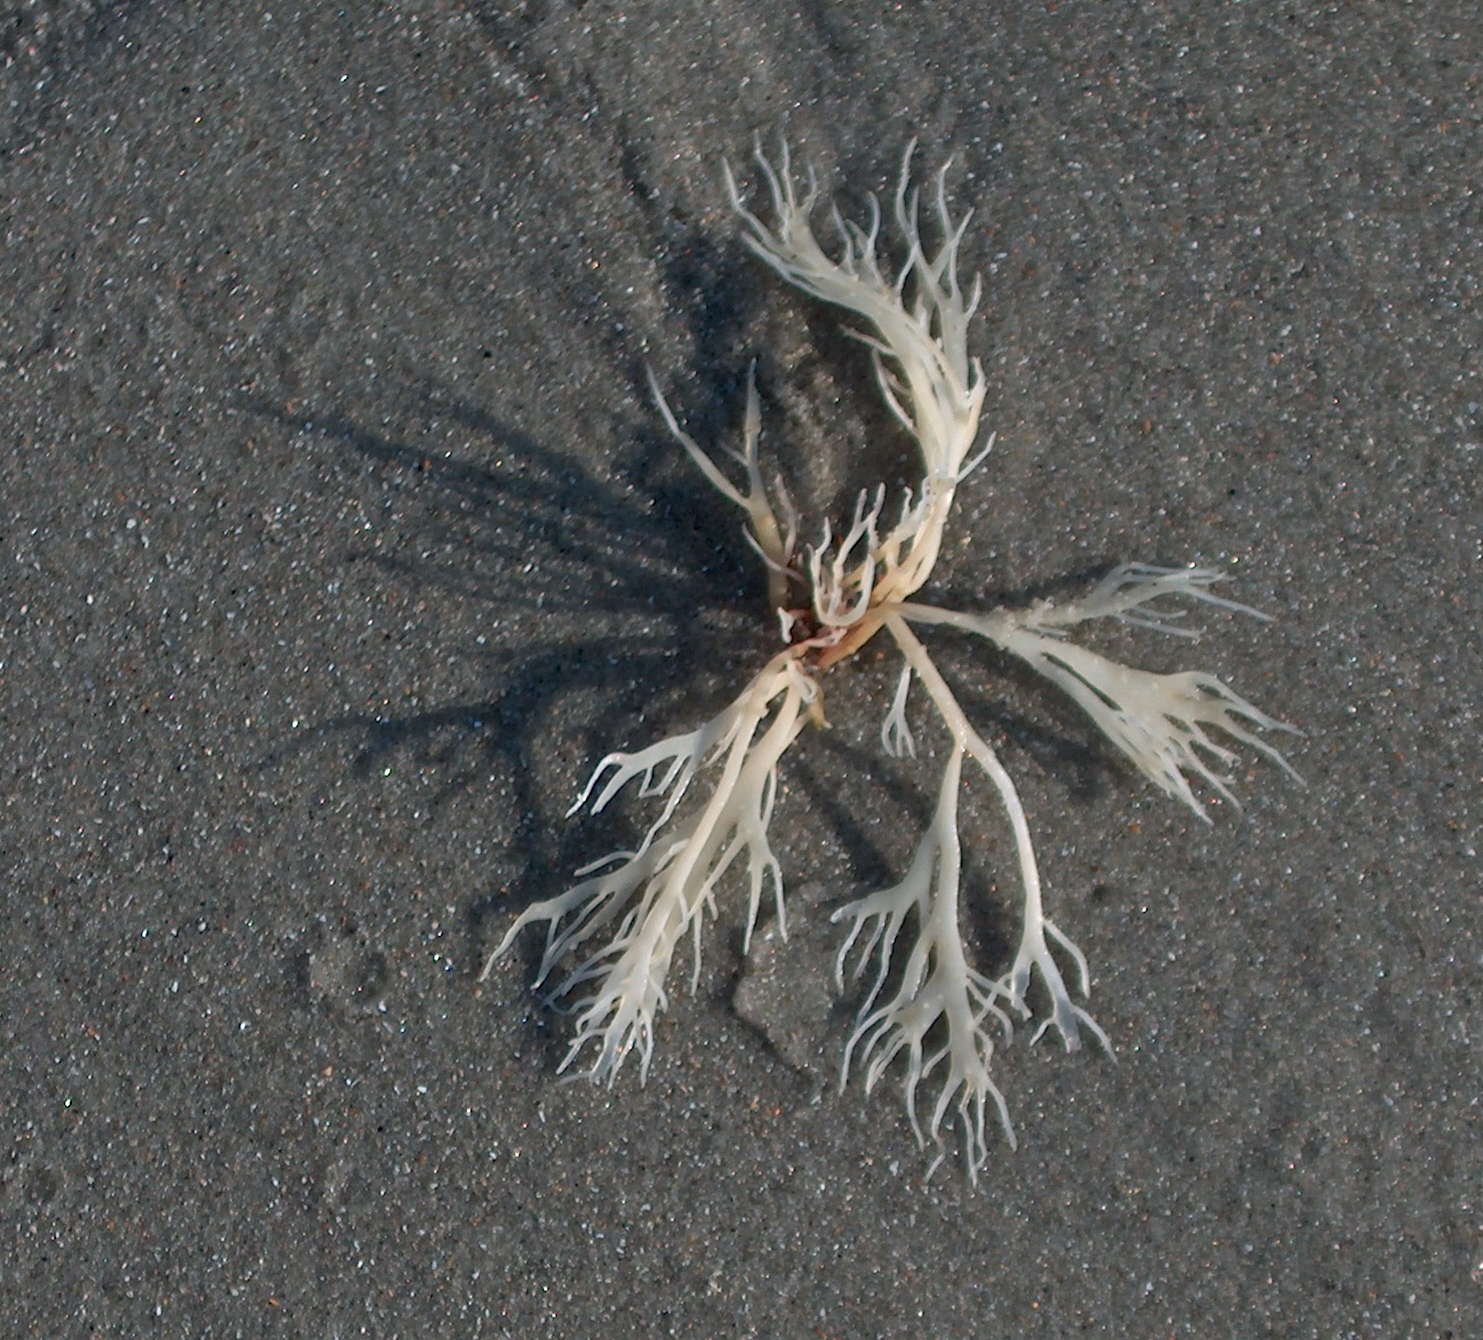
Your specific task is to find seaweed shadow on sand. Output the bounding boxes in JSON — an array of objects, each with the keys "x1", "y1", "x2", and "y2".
[{"x1": 239, "y1": 386, "x2": 778, "y2": 978}]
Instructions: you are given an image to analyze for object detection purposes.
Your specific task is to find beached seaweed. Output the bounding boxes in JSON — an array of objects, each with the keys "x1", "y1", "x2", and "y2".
[{"x1": 484, "y1": 141, "x2": 1300, "y2": 1182}]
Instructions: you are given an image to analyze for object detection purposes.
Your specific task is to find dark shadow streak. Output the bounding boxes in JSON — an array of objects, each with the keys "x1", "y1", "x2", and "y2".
[{"x1": 237, "y1": 389, "x2": 777, "y2": 989}]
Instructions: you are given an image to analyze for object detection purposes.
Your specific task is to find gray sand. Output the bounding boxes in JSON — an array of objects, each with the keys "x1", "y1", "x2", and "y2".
[{"x1": 2, "y1": 2, "x2": 1478, "y2": 1335}]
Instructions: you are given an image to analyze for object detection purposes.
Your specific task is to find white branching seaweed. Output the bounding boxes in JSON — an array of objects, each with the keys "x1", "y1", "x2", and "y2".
[
  {"x1": 834, "y1": 744, "x2": 1016, "y2": 1181},
  {"x1": 485, "y1": 652, "x2": 812, "y2": 1083},
  {"x1": 484, "y1": 140, "x2": 1301, "y2": 1183}
]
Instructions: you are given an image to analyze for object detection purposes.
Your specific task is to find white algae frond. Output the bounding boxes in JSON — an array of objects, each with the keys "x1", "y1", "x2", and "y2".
[{"x1": 484, "y1": 141, "x2": 1301, "y2": 1183}]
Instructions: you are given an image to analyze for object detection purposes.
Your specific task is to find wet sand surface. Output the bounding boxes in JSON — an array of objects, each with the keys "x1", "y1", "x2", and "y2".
[{"x1": 2, "y1": 3, "x2": 1478, "y2": 1334}]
